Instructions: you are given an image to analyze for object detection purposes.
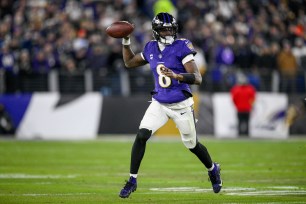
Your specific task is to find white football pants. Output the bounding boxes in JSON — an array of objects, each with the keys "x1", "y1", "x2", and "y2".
[{"x1": 139, "y1": 98, "x2": 197, "y2": 148}]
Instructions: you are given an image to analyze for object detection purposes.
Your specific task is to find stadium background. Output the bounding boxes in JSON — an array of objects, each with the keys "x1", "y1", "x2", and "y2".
[{"x1": 0, "y1": 0, "x2": 306, "y2": 138}]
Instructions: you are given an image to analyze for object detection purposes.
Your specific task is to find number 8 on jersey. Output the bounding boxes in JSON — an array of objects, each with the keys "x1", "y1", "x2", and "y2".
[{"x1": 156, "y1": 64, "x2": 172, "y2": 88}]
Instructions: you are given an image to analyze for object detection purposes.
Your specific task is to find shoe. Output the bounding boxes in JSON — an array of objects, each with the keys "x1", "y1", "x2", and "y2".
[
  {"x1": 208, "y1": 162, "x2": 222, "y2": 193},
  {"x1": 119, "y1": 176, "x2": 137, "y2": 198}
]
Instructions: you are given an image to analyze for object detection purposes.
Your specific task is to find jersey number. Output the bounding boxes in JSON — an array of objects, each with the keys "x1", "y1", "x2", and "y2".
[{"x1": 156, "y1": 64, "x2": 172, "y2": 88}]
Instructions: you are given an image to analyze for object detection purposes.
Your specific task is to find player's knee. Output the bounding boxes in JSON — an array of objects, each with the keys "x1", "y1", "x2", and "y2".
[
  {"x1": 183, "y1": 138, "x2": 197, "y2": 149},
  {"x1": 136, "y1": 128, "x2": 152, "y2": 143}
]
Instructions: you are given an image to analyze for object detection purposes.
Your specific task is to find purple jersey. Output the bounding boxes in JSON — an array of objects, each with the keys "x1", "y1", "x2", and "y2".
[{"x1": 142, "y1": 39, "x2": 197, "y2": 103}]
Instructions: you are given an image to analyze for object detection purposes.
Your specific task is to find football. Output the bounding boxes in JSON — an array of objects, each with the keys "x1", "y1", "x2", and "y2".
[{"x1": 106, "y1": 21, "x2": 134, "y2": 38}]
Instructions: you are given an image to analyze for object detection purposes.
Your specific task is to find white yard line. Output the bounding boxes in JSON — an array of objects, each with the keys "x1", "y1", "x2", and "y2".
[
  {"x1": 148, "y1": 186, "x2": 306, "y2": 196},
  {"x1": 224, "y1": 203, "x2": 306, "y2": 204},
  {"x1": 226, "y1": 190, "x2": 306, "y2": 196},
  {"x1": 0, "y1": 173, "x2": 77, "y2": 179},
  {"x1": 269, "y1": 186, "x2": 300, "y2": 189},
  {"x1": 0, "y1": 193, "x2": 96, "y2": 197},
  {"x1": 247, "y1": 178, "x2": 306, "y2": 183},
  {"x1": 150, "y1": 187, "x2": 211, "y2": 192},
  {"x1": 150, "y1": 187, "x2": 256, "y2": 192}
]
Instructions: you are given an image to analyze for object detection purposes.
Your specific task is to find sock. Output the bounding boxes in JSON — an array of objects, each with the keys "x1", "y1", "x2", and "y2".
[
  {"x1": 208, "y1": 163, "x2": 215, "y2": 171},
  {"x1": 189, "y1": 142, "x2": 213, "y2": 169},
  {"x1": 130, "y1": 136, "x2": 147, "y2": 174},
  {"x1": 130, "y1": 129, "x2": 151, "y2": 174},
  {"x1": 130, "y1": 174, "x2": 137, "y2": 178}
]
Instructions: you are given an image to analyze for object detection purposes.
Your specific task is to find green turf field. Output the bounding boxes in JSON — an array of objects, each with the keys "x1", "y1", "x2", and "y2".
[{"x1": 0, "y1": 137, "x2": 305, "y2": 203}]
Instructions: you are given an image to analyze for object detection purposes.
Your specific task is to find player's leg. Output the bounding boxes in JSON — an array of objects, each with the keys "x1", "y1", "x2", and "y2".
[
  {"x1": 173, "y1": 106, "x2": 222, "y2": 193},
  {"x1": 119, "y1": 101, "x2": 168, "y2": 198},
  {"x1": 237, "y1": 112, "x2": 243, "y2": 135},
  {"x1": 131, "y1": 101, "x2": 168, "y2": 175},
  {"x1": 238, "y1": 112, "x2": 249, "y2": 136},
  {"x1": 244, "y1": 112, "x2": 250, "y2": 136},
  {"x1": 172, "y1": 106, "x2": 211, "y2": 166},
  {"x1": 119, "y1": 128, "x2": 151, "y2": 198},
  {"x1": 130, "y1": 128, "x2": 152, "y2": 176}
]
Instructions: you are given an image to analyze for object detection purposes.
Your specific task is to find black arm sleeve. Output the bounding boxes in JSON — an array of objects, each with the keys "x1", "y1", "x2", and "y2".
[{"x1": 180, "y1": 73, "x2": 196, "y2": 84}]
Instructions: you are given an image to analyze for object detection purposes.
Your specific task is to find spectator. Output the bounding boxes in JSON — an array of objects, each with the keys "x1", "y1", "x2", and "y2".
[
  {"x1": 0, "y1": 45, "x2": 17, "y2": 93},
  {"x1": 62, "y1": 57, "x2": 79, "y2": 75},
  {"x1": 255, "y1": 42, "x2": 280, "y2": 91},
  {"x1": 72, "y1": 36, "x2": 90, "y2": 70},
  {"x1": 0, "y1": 0, "x2": 305, "y2": 94},
  {"x1": 43, "y1": 43, "x2": 61, "y2": 70},
  {"x1": 18, "y1": 49, "x2": 32, "y2": 75},
  {"x1": 60, "y1": 58, "x2": 83, "y2": 93},
  {"x1": 31, "y1": 51, "x2": 50, "y2": 74},
  {"x1": 230, "y1": 73, "x2": 256, "y2": 136},
  {"x1": 277, "y1": 41, "x2": 298, "y2": 93},
  {"x1": 292, "y1": 38, "x2": 306, "y2": 70},
  {"x1": 17, "y1": 49, "x2": 32, "y2": 92},
  {"x1": 107, "y1": 42, "x2": 124, "y2": 73},
  {"x1": 0, "y1": 0, "x2": 14, "y2": 19},
  {"x1": 153, "y1": 0, "x2": 177, "y2": 17},
  {"x1": 86, "y1": 45, "x2": 108, "y2": 73},
  {"x1": 234, "y1": 36, "x2": 253, "y2": 70}
]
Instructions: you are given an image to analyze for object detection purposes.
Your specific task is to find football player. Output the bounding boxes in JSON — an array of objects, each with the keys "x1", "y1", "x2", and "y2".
[{"x1": 119, "y1": 12, "x2": 222, "y2": 198}]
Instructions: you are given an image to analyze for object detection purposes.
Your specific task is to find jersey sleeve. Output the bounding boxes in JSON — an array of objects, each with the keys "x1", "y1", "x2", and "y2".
[
  {"x1": 182, "y1": 54, "x2": 194, "y2": 64},
  {"x1": 180, "y1": 39, "x2": 197, "y2": 59},
  {"x1": 141, "y1": 42, "x2": 152, "y2": 62}
]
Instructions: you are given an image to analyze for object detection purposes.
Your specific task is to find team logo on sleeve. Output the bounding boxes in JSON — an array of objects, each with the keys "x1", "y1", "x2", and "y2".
[{"x1": 186, "y1": 42, "x2": 195, "y2": 51}]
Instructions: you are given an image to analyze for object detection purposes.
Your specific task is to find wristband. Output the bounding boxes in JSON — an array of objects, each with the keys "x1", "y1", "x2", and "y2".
[
  {"x1": 180, "y1": 73, "x2": 196, "y2": 84},
  {"x1": 122, "y1": 38, "x2": 131, "y2": 45}
]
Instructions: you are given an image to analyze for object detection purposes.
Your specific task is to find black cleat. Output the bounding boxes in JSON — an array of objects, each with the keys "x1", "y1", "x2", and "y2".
[
  {"x1": 208, "y1": 162, "x2": 222, "y2": 193},
  {"x1": 119, "y1": 177, "x2": 137, "y2": 198}
]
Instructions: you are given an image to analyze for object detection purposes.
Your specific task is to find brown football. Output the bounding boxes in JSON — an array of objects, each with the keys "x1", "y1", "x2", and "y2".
[{"x1": 106, "y1": 21, "x2": 134, "y2": 38}]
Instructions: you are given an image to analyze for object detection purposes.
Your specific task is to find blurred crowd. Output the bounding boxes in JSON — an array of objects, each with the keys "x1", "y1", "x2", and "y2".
[{"x1": 0, "y1": 0, "x2": 306, "y2": 94}]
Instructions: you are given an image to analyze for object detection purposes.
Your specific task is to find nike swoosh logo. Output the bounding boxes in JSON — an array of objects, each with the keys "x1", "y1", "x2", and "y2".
[{"x1": 180, "y1": 112, "x2": 187, "y2": 115}]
